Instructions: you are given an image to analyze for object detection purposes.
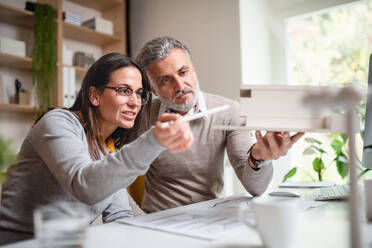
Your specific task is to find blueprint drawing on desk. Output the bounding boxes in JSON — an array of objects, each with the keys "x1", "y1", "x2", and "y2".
[{"x1": 117, "y1": 196, "x2": 253, "y2": 241}]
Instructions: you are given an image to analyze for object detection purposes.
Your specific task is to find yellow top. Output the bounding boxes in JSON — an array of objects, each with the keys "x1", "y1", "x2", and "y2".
[{"x1": 105, "y1": 136, "x2": 116, "y2": 153}]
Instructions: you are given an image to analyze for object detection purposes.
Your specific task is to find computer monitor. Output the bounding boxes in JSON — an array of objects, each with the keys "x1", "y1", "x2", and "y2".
[{"x1": 362, "y1": 53, "x2": 372, "y2": 170}]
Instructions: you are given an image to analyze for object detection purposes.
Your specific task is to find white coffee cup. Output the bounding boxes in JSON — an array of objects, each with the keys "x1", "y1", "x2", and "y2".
[
  {"x1": 364, "y1": 179, "x2": 372, "y2": 222},
  {"x1": 239, "y1": 197, "x2": 298, "y2": 248}
]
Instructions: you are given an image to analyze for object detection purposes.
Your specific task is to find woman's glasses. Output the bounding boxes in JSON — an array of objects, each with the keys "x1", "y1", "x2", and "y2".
[{"x1": 105, "y1": 86, "x2": 151, "y2": 105}]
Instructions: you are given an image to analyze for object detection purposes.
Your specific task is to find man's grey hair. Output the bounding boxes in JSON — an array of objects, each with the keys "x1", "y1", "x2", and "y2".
[{"x1": 136, "y1": 36, "x2": 191, "y2": 70}]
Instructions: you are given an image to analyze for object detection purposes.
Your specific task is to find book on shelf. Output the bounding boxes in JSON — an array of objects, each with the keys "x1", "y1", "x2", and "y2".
[
  {"x1": 0, "y1": 72, "x2": 5, "y2": 104},
  {"x1": 63, "y1": 11, "x2": 82, "y2": 26},
  {"x1": 62, "y1": 67, "x2": 76, "y2": 108},
  {"x1": 82, "y1": 17, "x2": 113, "y2": 35},
  {"x1": 0, "y1": 73, "x2": 14, "y2": 104}
]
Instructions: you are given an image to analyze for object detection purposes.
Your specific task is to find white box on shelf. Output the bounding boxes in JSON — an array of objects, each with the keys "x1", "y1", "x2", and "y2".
[
  {"x1": 0, "y1": 37, "x2": 26, "y2": 57},
  {"x1": 63, "y1": 46, "x2": 73, "y2": 66},
  {"x1": 82, "y1": 17, "x2": 113, "y2": 35},
  {"x1": 62, "y1": 67, "x2": 70, "y2": 107}
]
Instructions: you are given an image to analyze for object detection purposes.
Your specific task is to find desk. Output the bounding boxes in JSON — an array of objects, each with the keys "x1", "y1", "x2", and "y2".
[{"x1": 2, "y1": 193, "x2": 372, "y2": 248}]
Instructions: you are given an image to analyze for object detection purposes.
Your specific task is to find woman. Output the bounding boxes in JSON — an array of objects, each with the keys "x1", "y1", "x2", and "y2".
[{"x1": 0, "y1": 53, "x2": 194, "y2": 245}]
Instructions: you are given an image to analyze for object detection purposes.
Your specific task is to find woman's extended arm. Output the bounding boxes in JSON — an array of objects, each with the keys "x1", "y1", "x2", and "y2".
[{"x1": 29, "y1": 109, "x2": 166, "y2": 205}]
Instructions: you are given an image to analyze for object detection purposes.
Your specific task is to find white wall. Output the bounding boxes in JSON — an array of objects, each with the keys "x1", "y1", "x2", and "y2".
[
  {"x1": 130, "y1": 0, "x2": 242, "y2": 100},
  {"x1": 239, "y1": 0, "x2": 274, "y2": 85}
]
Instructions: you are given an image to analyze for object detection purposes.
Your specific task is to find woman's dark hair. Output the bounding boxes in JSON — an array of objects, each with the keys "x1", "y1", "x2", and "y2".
[{"x1": 70, "y1": 52, "x2": 152, "y2": 160}]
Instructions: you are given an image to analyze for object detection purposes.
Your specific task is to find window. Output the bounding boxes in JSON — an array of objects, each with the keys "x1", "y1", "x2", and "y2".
[{"x1": 286, "y1": 1, "x2": 372, "y2": 183}]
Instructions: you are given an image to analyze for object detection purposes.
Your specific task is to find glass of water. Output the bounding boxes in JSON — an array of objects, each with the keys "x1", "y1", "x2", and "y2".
[{"x1": 34, "y1": 201, "x2": 89, "y2": 248}]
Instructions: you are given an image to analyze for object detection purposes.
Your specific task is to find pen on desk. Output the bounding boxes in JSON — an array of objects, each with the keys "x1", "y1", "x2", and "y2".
[{"x1": 160, "y1": 104, "x2": 230, "y2": 128}]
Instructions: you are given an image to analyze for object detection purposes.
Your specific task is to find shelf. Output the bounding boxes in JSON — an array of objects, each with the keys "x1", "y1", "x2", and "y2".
[
  {"x1": 74, "y1": 66, "x2": 88, "y2": 78},
  {"x1": 0, "y1": 53, "x2": 32, "y2": 69},
  {"x1": 0, "y1": 2, "x2": 33, "y2": 29},
  {"x1": 63, "y1": 22, "x2": 121, "y2": 46},
  {"x1": 0, "y1": 0, "x2": 125, "y2": 111},
  {"x1": 0, "y1": 103, "x2": 35, "y2": 113},
  {"x1": 66, "y1": 0, "x2": 122, "y2": 11},
  {"x1": 62, "y1": 64, "x2": 88, "y2": 78}
]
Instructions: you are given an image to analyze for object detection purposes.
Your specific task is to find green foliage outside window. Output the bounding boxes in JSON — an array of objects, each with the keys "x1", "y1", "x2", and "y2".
[
  {"x1": 283, "y1": 1, "x2": 372, "y2": 183},
  {"x1": 287, "y1": 1, "x2": 372, "y2": 87}
]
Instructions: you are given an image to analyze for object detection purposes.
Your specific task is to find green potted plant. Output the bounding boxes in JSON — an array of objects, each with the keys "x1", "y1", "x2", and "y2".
[
  {"x1": 32, "y1": 3, "x2": 57, "y2": 118},
  {"x1": 282, "y1": 132, "x2": 369, "y2": 183},
  {"x1": 283, "y1": 136, "x2": 330, "y2": 183},
  {"x1": 283, "y1": 101, "x2": 369, "y2": 183}
]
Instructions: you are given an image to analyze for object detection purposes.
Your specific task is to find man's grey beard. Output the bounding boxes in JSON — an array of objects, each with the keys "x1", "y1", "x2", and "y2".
[{"x1": 158, "y1": 81, "x2": 200, "y2": 113}]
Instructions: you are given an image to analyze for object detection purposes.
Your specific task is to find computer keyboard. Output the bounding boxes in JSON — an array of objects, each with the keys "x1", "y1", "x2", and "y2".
[{"x1": 313, "y1": 185, "x2": 350, "y2": 201}]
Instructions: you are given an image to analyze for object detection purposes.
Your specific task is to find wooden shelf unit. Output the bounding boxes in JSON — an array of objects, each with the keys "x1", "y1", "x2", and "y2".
[
  {"x1": 63, "y1": 22, "x2": 121, "y2": 46},
  {"x1": 0, "y1": 0, "x2": 126, "y2": 110},
  {"x1": 57, "y1": 0, "x2": 126, "y2": 106}
]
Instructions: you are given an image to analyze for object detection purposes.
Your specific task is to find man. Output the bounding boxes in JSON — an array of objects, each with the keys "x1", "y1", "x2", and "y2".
[{"x1": 135, "y1": 36, "x2": 304, "y2": 213}]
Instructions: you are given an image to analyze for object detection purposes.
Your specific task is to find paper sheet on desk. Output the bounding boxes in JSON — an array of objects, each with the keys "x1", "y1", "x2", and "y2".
[
  {"x1": 118, "y1": 196, "x2": 252, "y2": 241},
  {"x1": 117, "y1": 196, "x2": 326, "y2": 241}
]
